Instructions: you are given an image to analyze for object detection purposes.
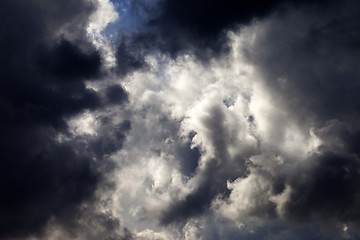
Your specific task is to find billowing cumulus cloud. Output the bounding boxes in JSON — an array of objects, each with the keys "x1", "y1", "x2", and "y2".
[{"x1": 3, "y1": 0, "x2": 360, "y2": 239}]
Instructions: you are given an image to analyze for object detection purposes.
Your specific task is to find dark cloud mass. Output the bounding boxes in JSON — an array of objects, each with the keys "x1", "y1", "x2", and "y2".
[
  {"x1": 39, "y1": 38, "x2": 102, "y2": 80},
  {"x1": 116, "y1": 36, "x2": 147, "y2": 76},
  {"x1": 105, "y1": 84, "x2": 128, "y2": 103},
  {"x1": 124, "y1": 0, "x2": 333, "y2": 60},
  {"x1": 0, "y1": 0, "x2": 129, "y2": 239},
  {"x1": 285, "y1": 151, "x2": 360, "y2": 223}
]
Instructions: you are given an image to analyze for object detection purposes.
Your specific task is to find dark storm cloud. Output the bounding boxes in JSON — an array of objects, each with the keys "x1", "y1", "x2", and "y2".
[
  {"x1": 90, "y1": 119, "x2": 131, "y2": 158},
  {"x1": 276, "y1": 124, "x2": 360, "y2": 228},
  {"x1": 105, "y1": 84, "x2": 129, "y2": 105},
  {"x1": 39, "y1": 38, "x2": 102, "y2": 80},
  {"x1": 122, "y1": 0, "x2": 333, "y2": 61},
  {"x1": 0, "y1": 0, "x2": 130, "y2": 239},
  {"x1": 116, "y1": 36, "x2": 147, "y2": 76},
  {"x1": 285, "y1": 151, "x2": 360, "y2": 223},
  {"x1": 0, "y1": 135, "x2": 96, "y2": 238}
]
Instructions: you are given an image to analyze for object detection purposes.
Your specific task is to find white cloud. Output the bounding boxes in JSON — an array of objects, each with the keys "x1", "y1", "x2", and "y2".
[
  {"x1": 83, "y1": 9, "x2": 343, "y2": 238},
  {"x1": 87, "y1": 0, "x2": 119, "y2": 67}
]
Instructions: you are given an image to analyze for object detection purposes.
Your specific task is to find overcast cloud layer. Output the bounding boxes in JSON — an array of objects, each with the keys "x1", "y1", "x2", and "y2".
[{"x1": 1, "y1": 0, "x2": 360, "y2": 239}]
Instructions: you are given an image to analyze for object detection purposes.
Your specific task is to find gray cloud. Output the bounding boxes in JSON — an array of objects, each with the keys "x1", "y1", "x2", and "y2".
[
  {"x1": 4, "y1": 0, "x2": 360, "y2": 239},
  {"x1": 222, "y1": 0, "x2": 360, "y2": 234},
  {"x1": 117, "y1": 0, "x2": 335, "y2": 62},
  {"x1": 160, "y1": 105, "x2": 252, "y2": 224},
  {"x1": 0, "y1": 0, "x2": 132, "y2": 239}
]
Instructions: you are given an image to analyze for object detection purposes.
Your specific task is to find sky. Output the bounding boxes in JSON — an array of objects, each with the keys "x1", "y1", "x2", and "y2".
[{"x1": 1, "y1": 0, "x2": 360, "y2": 239}]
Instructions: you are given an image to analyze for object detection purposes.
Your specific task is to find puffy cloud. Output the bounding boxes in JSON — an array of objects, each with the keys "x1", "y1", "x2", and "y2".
[
  {"x1": 4, "y1": 0, "x2": 360, "y2": 239},
  {"x1": 110, "y1": 1, "x2": 360, "y2": 238},
  {"x1": 212, "y1": 0, "x2": 360, "y2": 237}
]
